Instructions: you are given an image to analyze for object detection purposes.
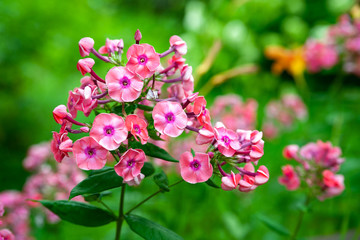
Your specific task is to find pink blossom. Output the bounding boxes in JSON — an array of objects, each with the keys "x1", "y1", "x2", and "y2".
[
  {"x1": 238, "y1": 163, "x2": 257, "y2": 192},
  {"x1": 125, "y1": 114, "x2": 149, "y2": 144},
  {"x1": 90, "y1": 113, "x2": 128, "y2": 151},
  {"x1": 51, "y1": 131, "x2": 73, "y2": 163},
  {"x1": 53, "y1": 105, "x2": 71, "y2": 124},
  {"x1": 123, "y1": 173, "x2": 145, "y2": 186},
  {"x1": 221, "y1": 171, "x2": 241, "y2": 191},
  {"x1": 283, "y1": 144, "x2": 299, "y2": 160},
  {"x1": 168, "y1": 55, "x2": 186, "y2": 74},
  {"x1": 170, "y1": 35, "x2": 187, "y2": 56},
  {"x1": 193, "y1": 96, "x2": 207, "y2": 116},
  {"x1": 99, "y1": 38, "x2": 124, "y2": 55},
  {"x1": 304, "y1": 40, "x2": 338, "y2": 73},
  {"x1": 181, "y1": 65, "x2": 194, "y2": 92},
  {"x1": 68, "y1": 85, "x2": 98, "y2": 117},
  {"x1": 126, "y1": 44, "x2": 160, "y2": 79},
  {"x1": 321, "y1": 170, "x2": 344, "y2": 200},
  {"x1": 278, "y1": 165, "x2": 300, "y2": 190},
  {"x1": 72, "y1": 136, "x2": 108, "y2": 170},
  {"x1": 0, "y1": 229, "x2": 15, "y2": 240},
  {"x1": 180, "y1": 152, "x2": 213, "y2": 184},
  {"x1": 114, "y1": 149, "x2": 146, "y2": 181},
  {"x1": 134, "y1": 29, "x2": 142, "y2": 42},
  {"x1": 254, "y1": 165, "x2": 269, "y2": 185},
  {"x1": 167, "y1": 84, "x2": 187, "y2": 102},
  {"x1": 106, "y1": 66, "x2": 144, "y2": 102},
  {"x1": 77, "y1": 58, "x2": 95, "y2": 76},
  {"x1": 214, "y1": 123, "x2": 240, "y2": 157},
  {"x1": 196, "y1": 124, "x2": 215, "y2": 145},
  {"x1": 152, "y1": 101, "x2": 187, "y2": 137},
  {"x1": 23, "y1": 142, "x2": 51, "y2": 170},
  {"x1": 79, "y1": 37, "x2": 94, "y2": 57},
  {"x1": 197, "y1": 107, "x2": 211, "y2": 126}
]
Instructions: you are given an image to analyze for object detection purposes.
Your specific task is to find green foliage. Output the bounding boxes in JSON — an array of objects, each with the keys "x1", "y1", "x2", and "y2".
[
  {"x1": 129, "y1": 141, "x2": 178, "y2": 162},
  {"x1": 153, "y1": 170, "x2": 170, "y2": 192},
  {"x1": 257, "y1": 214, "x2": 290, "y2": 236},
  {"x1": 141, "y1": 162, "x2": 156, "y2": 177}
]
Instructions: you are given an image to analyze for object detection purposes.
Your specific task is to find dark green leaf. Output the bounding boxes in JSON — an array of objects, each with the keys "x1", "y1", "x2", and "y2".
[
  {"x1": 39, "y1": 200, "x2": 115, "y2": 227},
  {"x1": 137, "y1": 104, "x2": 154, "y2": 111},
  {"x1": 129, "y1": 141, "x2": 178, "y2": 162},
  {"x1": 125, "y1": 214, "x2": 183, "y2": 240},
  {"x1": 191, "y1": 148, "x2": 195, "y2": 157},
  {"x1": 83, "y1": 194, "x2": 100, "y2": 202},
  {"x1": 141, "y1": 162, "x2": 155, "y2": 177},
  {"x1": 125, "y1": 104, "x2": 137, "y2": 115},
  {"x1": 148, "y1": 126, "x2": 163, "y2": 141},
  {"x1": 69, "y1": 168, "x2": 123, "y2": 199},
  {"x1": 257, "y1": 214, "x2": 290, "y2": 236},
  {"x1": 153, "y1": 170, "x2": 169, "y2": 192},
  {"x1": 112, "y1": 105, "x2": 124, "y2": 116},
  {"x1": 89, "y1": 166, "x2": 113, "y2": 176},
  {"x1": 205, "y1": 178, "x2": 220, "y2": 188}
]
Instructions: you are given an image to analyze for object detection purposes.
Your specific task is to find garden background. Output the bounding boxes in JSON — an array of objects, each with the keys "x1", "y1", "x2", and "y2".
[{"x1": 0, "y1": 0, "x2": 360, "y2": 239}]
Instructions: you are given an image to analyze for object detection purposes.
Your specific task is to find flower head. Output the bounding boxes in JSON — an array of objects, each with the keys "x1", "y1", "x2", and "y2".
[
  {"x1": 77, "y1": 58, "x2": 95, "y2": 76},
  {"x1": 99, "y1": 38, "x2": 124, "y2": 55},
  {"x1": 152, "y1": 101, "x2": 187, "y2": 137},
  {"x1": 106, "y1": 66, "x2": 144, "y2": 102},
  {"x1": 53, "y1": 105, "x2": 71, "y2": 125},
  {"x1": 170, "y1": 35, "x2": 187, "y2": 56},
  {"x1": 278, "y1": 165, "x2": 300, "y2": 191},
  {"x1": 126, "y1": 44, "x2": 160, "y2": 79},
  {"x1": 214, "y1": 123, "x2": 240, "y2": 157},
  {"x1": 90, "y1": 113, "x2": 128, "y2": 151},
  {"x1": 51, "y1": 132, "x2": 73, "y2": 163},
  {"x1": 114, "y1": 149, "x2": 146, "y2": 182},
  {"x1": 125, "y1": 114, "x2": 149, "y2": 144},
  {"x1": 221, "y1": 171, "x2": 241, "y2": 191},
  {"x1": 79, "y1": 37, "x2": 94, "y2": 57},
  {"x1": 73, "y1": 136, "x2": 108, "y2": 170},
  {"x1": 180, "y1": 152, "x2": 213, "y2": 184}
]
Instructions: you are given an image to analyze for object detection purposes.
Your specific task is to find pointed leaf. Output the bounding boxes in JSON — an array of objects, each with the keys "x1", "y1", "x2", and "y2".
[
  {"x1": 125, "y1": 214, "x2": 183, "y2": 240},
  {"x1": 125, "y1": 104, "x2": 138, "y2": 115},
  {"x1": 257, "y1": 214, "x2": 290, "y2": 236},
  {"x1": 141, "y1": 162, "x2": 155, "y2": 177},
  {"x1": 153, "y1": 170, "x2": 169, "y2": 192},
  {"x1": 205, "y1": 178, "x2": 220, "y2": 188},
  {"x1": 129, "y1": 141, "x2": 178, "y2": 162},
  {"x1": 39, "y1": 200, "x2": 115, "y2": 227},
  {"x1": 190, "y1": 148, "x2": 195, "y2": 157},
  {"x1": 69, "y1": 168, "x2": 123, "y2": 199},
  {"x1": 137, "y1": 104, "x2": 154, "y2": 111}
]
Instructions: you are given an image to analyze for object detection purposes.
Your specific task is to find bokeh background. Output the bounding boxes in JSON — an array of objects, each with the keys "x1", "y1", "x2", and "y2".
[{"x1": 1, "y1": 0, "x2": 360, "y2": 239}]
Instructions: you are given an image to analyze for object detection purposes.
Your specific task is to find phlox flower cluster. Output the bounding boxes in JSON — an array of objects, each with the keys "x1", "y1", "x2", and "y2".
[
  {"x1": 51, "y1": 30, "x2": 269, "y2": 192},
  {"x1": 279, "y1": 140, "x2": 345, "y2": 200},
  {"x1": 0, "y1": 142, "x2": 85, "y2": 240},
  {"x1": 262, "y1": 93, "x2": 307, "y2": 139}
]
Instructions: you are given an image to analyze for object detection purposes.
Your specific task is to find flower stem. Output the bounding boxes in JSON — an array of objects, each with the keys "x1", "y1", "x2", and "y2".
[
  {"x1": 115, "y1": 184, "x2": 126, "y2": 240},
  {"x1": 125, "y1": 179, "x2": 183, "y2": 215},
  {"x1": 290, "y1": 196, "x2": 310, "y2": 240}
]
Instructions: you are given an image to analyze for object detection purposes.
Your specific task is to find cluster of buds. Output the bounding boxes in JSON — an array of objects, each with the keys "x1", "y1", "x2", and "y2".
[
  {"x1": 51, "y1": 30, "x2": 269, "y2": 191},
  {"x1": 303, "y1": 40, "x2": 338, "y2": 73},
  {"x1": 0, "y1": 142, "x2": 85, "y2": 240},
  {"x1": 279, "y1": 140, "x2": 345, "y2": 200},
  {"x1": 262, "y1": 93, "x2": 307, "y2": 139}
]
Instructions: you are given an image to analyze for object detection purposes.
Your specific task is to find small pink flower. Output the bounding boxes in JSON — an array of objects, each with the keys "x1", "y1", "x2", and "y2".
[
  {"x1": 0, "y1": 229, "x2": 15, "y2": 240},
  {"x1": 73, "y1": 136, "x2": 108, "y2": 170},
  {"x1": 321, "y1": 171, "x2": 344, "y2": 199},
  {"x1": 51, "y1": 132, "x2": 73, "y2": 163},
  {"x1": 77, "y1": 58, "x2": 95, "y2": 76},
  {"x1": 126, "y1": 44, "x2": 161, "y2": 79},
  {"x1": 53, "y1": 105, "x2": 71, "y2": 124},
  {"x1": 152, "y1": 101, "x2": 187, "y2": 137},
  {"x1": 170, "y1": 35, "x2": 187, "y2": 56},
  {"x1": 68, "y1": 85, "x2": 98, "y2": 117},
  {"x1": 99, "y1": 38, "x2": 124, "y2": 55},
  {"x1": 106, "y1": 66, "x2": 144, "y2": 102},
  {"x1": 221, "y1": 171, "x2": 241, "y2": 191},
  {"x1": 23, "y1": 142, "x2": 51, "y2": 170},
  {"x1": 322, "y1": 170, "x2": 339, "y2": 188},
  {"x1": 197, "y1": 106, "x2": 211, "y2": 126},
  {"x1": 214, "y1": 123, "x2": 240, "y2": 157},
  {"x1": 168, "y1": 55, "x2": 186, "y2": 74},
  {"x1": 79, "y1": 37, "x2": 94, "y2": 57},
  {"x1": 114, "y1": 149, "x2": 146, "y2": 181},
  {"x1": 254, "y1": 165, "x2": 269, "y2": 185},
  {"x1": 181, "y1": 65, "x2": 194, "y2": 92},
  {"x1": 238, "y1": 163, "x2": 257, "y2": 192},
  {"x1": 124, "y1": 173, "x2": 145, "y2": 186},
  {"x1": 278, "y1": 165, "x2": 300, "y2": 190},
  {"x1": 180, "y1": 152, "x2": 213, "y2": 184},
  {"x1": 283, "y1": 144, "x2": 299, "y2": 160},
  {"x1": 193, "y1": 96, "x2": 207, "y2": 116},
  {"x1": 196, "y1": 123, "x2": 214, "y2": 145},
  {"x1": 90, "y1": 113, "x2": 128, "y2": 151},
  {"x1": 125, "y1": 114, "x2": 149, "y2": 144}
]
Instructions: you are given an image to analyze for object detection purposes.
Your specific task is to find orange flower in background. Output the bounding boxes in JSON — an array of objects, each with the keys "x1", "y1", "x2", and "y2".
[{"x1": 265, "y1": 46, "x2": 306, "y2": 77}]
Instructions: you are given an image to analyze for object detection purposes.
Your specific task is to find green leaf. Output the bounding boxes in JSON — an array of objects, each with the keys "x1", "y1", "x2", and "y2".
[
  {"x1": 125, "y1": 104, "x2": 137, "y2": 115},
  {"x1": 205, "y1": 178, "x2": 220, "y2": 188},
  {"x1": 148, "y1": 126, "x2": 163, "y2": 141},
  {"x1": 141, "y1": 162, "x2": 155, "y2": 177},
  {"x1": 137, "y1": 104, "x2": 154, "y2": 111},
  {"x1": 125, "y1": 214, "x2": 183, "y2": 240},
  {"x1": 129, "y1": 141, "x2": 178, "y2": 162},
  {"x1": 69, "y1": 168, "x2": 123, "y2": 199},
  {"x1": 257, "y1": 214, "x2": 290, "y2": 236},
  {"x1": 153, "y1": 170, "x2": 169, "y2": 192},
  {"x1": 39, "y1": 200, "x2": 116, "y2": 227},
  {"x1": 191, "y1": 148, "x2": 195, "y2": 157},
  {"x1": 112, "y1": 105, "x2": 124, "y2": 116}
]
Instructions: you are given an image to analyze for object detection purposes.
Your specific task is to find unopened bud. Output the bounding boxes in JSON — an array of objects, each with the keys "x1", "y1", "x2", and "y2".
[{"x1": 134, "y1": 29, "x2": 142, "y2": 44}]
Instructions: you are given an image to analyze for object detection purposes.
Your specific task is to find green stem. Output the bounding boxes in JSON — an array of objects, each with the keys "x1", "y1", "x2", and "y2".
[
  {"x1": 98, "y1": 199, "x2": 116, "y2": 218},
  {"x1": 115, "y1": 184, "x2": 126, "y2": 240},
  {"x1": 125, "y1": 179, "x2": 183, "y2": 215},
  {"x1": 290, "y1": 196, "x2": 310, "y2": 240}
]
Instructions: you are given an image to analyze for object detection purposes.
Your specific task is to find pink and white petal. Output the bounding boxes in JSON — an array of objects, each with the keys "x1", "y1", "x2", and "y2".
[{"x1": 164, "y1": 124, "x2": 183, "y2": 137}]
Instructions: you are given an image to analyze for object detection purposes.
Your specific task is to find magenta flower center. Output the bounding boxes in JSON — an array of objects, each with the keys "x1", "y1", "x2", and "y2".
[
  {"x1": 85, "y1": 147, "x2": 96, "y2": 158},
  {"x1": 138, "y1": 54, "x2": 148, "y2": 65},
  {"x1": 190, "y1": 159, "x2": 201, "y2": 171},
  {"x1": 222, "y1": 136, "x2": 230, "y2": 146},
  {"x1": 133, "y1": 125, "x2": 141, "y2": 134},
  {"x1": 120, "y1": 77, "x2": 131, "y2": 89},
  {"x1": 127, "y1": 159, "x2": 135, "y2": 168},
  {"x1": 165, "y1": 112, "x2": 175, "y2": 123},
  {"x1": 104, "y1": 126, "x2": 115, "y2": 136}
]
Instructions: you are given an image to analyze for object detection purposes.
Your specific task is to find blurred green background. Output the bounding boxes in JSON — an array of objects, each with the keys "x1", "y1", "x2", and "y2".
[{"x1": 1, "y1": 0, "x2": 360, "y2": 239}]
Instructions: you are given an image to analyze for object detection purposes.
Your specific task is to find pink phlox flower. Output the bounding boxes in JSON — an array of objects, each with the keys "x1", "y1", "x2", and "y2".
[
  {"x1": 106, "y1": 66, "x2": 144, "y2": 102},
  {"x1": 126, "y1": 44, "x2": 161, "y2": 79},
  {"x1": 23, "y1": 142, "x2": 51, "y2": 171},
  {"x1": 51, "y1": 131, "x2": 73, "y2": 163},
  {"x1": 278, "y1": 165, "x2": 300, "y2": 190},
  {"x1": 254, "y1": 165, "x2": 269, "y2": 185},
  {"x1": 169, "y1": 35, "x2": 187, "y2": 56},
  {"x1": 53, "y1": 105, "x2": 71, "y2": 125},
  {"x1": 304, "y1": 40, "x2": 338, "y2": 73},
  {"x1": 114, "y1": 149, "x2": 146, "y2": 182},
  {"x1": 196, "y1": 123, "x2": 214, "y2": 145},
  {"x1": 0, "y1": 229, "x2": 15, "y2": 240},
  {"x1": 167, "y1": 55, "x2": 186, "y2": 75},
  {"x1": 282, "y1": 94, "x2": 308, "y2": 120},
  {"x1": 283, "y1": 144, "x2": 300, "y2": 160},
  {"x1": 79, "y1": 37, "x2": 94, "y2": 57},
  {"x1": 180, "y1": 151, "x2": 213, "y2": 184},
  {"x1": 167, "y1": 84, "x2": 187, "y2": 103},
  {"x1": 320, "y1": 170, "x2": 344, "y2": 200},
  {"x1": 77, "y1": 58, "x2": 95, "y2": 76},
  {"x1": 125, "y1": 114, "x2": 149, "y2": 144},
  {"x1": 221, "y1": 171, "x2": 241, "y2": 191},
  {"x1": 214, "y1": 122, "x2": 240, "y2": 157},
  {"x1": 68, "y1": 85, "x2": 98, "y2": 117},
  {"x1": 90, "y1": 113, "x2": 128, "y2": 151},
  {"x1": 72, "y1": 136, "x2": 108, "y2": 170},
  {"x1": 238, "y1": 163, "x2": 257, "y2": 192},
  {"x1": 181, "y1": 65, "x2": 194, "y2": 92},
  {"x1": 152, "y1": 101, "x2": 187, "y2": 137},
  {"x1": 99, "y1": 38, "x2": 124, "y2": 55},
  {"x1": 80, "y1": 76, "x2": 107, "y2": 93},
  {"x1": 193, "y1": 96, "x2": 207, "y2": 116},
  {"x1": 123, "y1": 173, "x2": 145, "y2": 186}
]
